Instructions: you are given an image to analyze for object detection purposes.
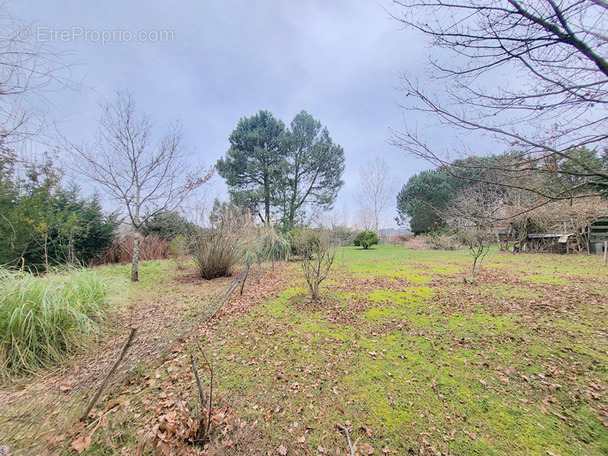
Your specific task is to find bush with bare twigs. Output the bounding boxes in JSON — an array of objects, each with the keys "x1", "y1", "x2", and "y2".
[
  {"x1": 97, "y1": 233, "x2": 171, "y2": 264},
  {"x1": 424, "y1": 230, "x2": 461, "y2": 251},
  {"x1": 293, "y1": 230, "x2": 336, "y2": 302}
]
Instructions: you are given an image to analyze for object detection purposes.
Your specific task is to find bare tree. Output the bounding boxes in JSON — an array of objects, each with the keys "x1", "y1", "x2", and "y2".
[
  {"x1": 390, "y1": 0, "x2": 608, "y2": 203},
  {"x1": 354, "y1": 204, "x2": 375, "y2": 232},
  {"x1": 0, "y1": 8, "x2": 74, "y2": 149},
  {"x1": 70, "y1": 91, "x2": 212, "y2": 281},
  {"x1": 448, "y1": 183, "x2": 504, "y2": 283},
  {"x1": 357, "y1": 157, "x2": 398, "y2": 232}
]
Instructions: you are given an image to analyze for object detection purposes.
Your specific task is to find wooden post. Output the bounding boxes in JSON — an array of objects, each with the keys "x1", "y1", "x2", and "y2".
[
  {"x1": 239, "y1": 263, "x2": 250, "y2": 295},
  {"x1": 81, "y1": 327, "x2": 137, "y2": 421}
]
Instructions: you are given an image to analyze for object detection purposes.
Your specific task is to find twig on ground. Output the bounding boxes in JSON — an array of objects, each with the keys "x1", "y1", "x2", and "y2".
[
  {"x1": 81, "y1": 326, "x2": 137, "y2": 421},
  {"x1": 336, "y1": 422, "x2": 355, "y2": 456}
]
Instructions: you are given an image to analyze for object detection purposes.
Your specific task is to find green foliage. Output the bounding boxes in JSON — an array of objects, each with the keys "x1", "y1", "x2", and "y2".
[
  {"x1": 329, "y1": 225, "x2": 356, "y2": 246},
  {"x1": 289, "y1": 228, "x2": 320, "y2": 258},
  {"x1": 253, "y1": 226, "x2": 291, "y2": 263},
  {"x1": 216, "y1": 109, "x2": 345, "y2": 228},
  {"x1": 555, "y1": 147, "x2": 607, "y2": 194},
  {"x1": 396, "y1": 168, "x2": 455, "y2": 234},
  {"x1": 216, "y1": 110, "x2": 286, "y2": 224},
  {"x1": 0, "y1": 156, "x2": 117, "y2": 270},
  {"x1": 169, "y1": 235, "x2": 189, "y2": 268},
  {"x1": 396, "y1": 154, "x2": 513, "y2": 234},
  {"x1": 353, "y1": 231, "x2": 379, "y2": 249},
  {"x1": 208, "y1": 198, "x2": 255, "y2": 229},
  {"x1": 277, "y1": 111, "x2": 345, "y2": 229},
  {"x1": 0, "y1": 268, "x2": 111, "y2": 376},
  {"x1": 141, "y1": 210, "x2": 197, "y2": 241}
]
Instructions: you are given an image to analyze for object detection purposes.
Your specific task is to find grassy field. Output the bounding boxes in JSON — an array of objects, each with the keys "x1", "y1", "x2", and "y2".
[{"x1": 5, "y1": 245, "x2": 607, "y2": 455}]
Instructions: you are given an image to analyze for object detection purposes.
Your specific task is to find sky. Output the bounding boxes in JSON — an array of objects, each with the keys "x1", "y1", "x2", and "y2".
[{"x1": 9, "y1": 0, "x2": 444, "y2": 229}]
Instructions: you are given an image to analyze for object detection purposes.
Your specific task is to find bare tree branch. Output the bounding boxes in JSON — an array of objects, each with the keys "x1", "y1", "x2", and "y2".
[
  {"x1": 68, "y1": 90, "x2": 212, "y2": 281},
  {"x1": 390, "y1": 0, "x2": 608, "y2": 200},
  {"x1": 357, "y1": 157, "x2": 398, "y2": 232}
]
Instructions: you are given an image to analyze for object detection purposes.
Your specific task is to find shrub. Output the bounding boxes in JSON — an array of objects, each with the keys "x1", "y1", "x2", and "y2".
[
  {"x1": 142, "y1": 211, "x2": 197, "y2": 241},
  {"x1": 0, "y1": 268, "x2": 111, "y2": 376},
  {"x1": 289, "y1": 229, "x2": 320, "y2": 258},
  {"x1": 329, "y1": 225, "x2": 356, "y2": 246},
  {"x1": 253, "y1": 226, "x2": 291, "y2": 263},
  {"x1": 425, "y1": 230, "x2": 461, "y2": 251},
  {"x1": 169, "y1": 234, "x2": 190, "y2": 269},
  {"x1": 97, "y1": 233, "x2": 171, "y2": 264},
  {"x1": 293, "y1": 230, "x2": 336, "y2": 302},
  {"x1": 192, "y1": 228, "x2": 245, "y2": 279},
  {"x1": 353, "y1": 231, "x2": 379, "y2": 249}
]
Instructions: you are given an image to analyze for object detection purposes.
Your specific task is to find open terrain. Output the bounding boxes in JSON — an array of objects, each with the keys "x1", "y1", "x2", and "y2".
[{"x1": 3, "y1": 245, "x2": 608, "y2": 455}]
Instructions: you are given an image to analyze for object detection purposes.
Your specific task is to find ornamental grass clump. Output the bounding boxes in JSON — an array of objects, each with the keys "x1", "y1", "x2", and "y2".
[{"x1": 0, "y1": 268, "x2": 111, "y2": 377}]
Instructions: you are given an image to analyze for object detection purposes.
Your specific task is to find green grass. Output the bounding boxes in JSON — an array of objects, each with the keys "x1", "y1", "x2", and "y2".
[
  {"x1": 0, "y1": 268, "x2": 112, "y2": 376},
  {"x1": 196, "y1": 246, "x2": 608, "y2": 455},
  {"x1": 11, "y1": 246, "x2": 608, "y2": 455}
]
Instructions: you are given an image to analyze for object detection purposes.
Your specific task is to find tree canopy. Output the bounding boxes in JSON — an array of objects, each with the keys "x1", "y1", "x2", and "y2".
[
  {"x1": 217, "y1": 109, "x2": 345, "y2": 229},
  {"x1": 278, "y1": 110, "x2": 345, "y2": 229},
  {"x1": 216, "y1": 110, "x2": 286, "y2": 225},
  {"x1": 396, "y1": 168, "x2": 454, "y2": 234}
]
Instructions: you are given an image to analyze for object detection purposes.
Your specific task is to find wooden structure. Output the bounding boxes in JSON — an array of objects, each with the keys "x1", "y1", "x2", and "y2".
[
  {"x1": 588, "y1": 217, "x2": 608, "y2": 254},
  {"x1": 526, "y1": 233, "x2": 572, "y2": 254},
  {"x1": 502, "y1": 216, "x2": 608, "y2": 254}
]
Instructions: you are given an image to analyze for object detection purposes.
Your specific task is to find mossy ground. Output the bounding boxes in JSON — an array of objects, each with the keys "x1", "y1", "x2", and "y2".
[
  {"x1": 12, "y1": 247, "x2": 607, "y2": 455},
  {"x1": 207, "y1": 246, "x2": 607, "y2": 455}
]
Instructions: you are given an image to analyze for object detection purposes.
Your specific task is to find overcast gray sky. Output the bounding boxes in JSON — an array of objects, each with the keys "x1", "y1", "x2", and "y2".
[{"x1": 11, "y1": 0, "x2": 444, "y2": 228}]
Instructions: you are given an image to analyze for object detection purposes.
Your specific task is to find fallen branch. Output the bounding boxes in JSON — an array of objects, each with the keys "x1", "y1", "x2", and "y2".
[
  {"x1": 336, "y1": 423, "x2": 355, "y2": 456},
  {"x1": 81, "y1": 326, "x2": 137, "y2": 421}
]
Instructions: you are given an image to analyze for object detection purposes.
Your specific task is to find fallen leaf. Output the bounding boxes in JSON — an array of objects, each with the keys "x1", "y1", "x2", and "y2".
[
  {"x1": 361, "y1": 442, "x2": 375, "y2": 454},
  {"x1": 278, "y1": 444, "x2": 288, "y2": 455},
  {"x1": 70, "y1": 435, "x2": 91, "y2": 454},
  {"x1": 552, "y1": 411, "x2": 568, "y2": 421}
]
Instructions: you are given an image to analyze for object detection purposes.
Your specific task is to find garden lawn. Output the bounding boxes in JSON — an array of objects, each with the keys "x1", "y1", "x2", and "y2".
[{"x1": 59, "y1": 246, "x2": 607, "y2": 455}]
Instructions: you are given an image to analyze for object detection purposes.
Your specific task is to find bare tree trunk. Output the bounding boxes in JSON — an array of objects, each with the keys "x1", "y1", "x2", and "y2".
[
  {"x1": 131, "y1": 230, "x2": 140, "y2": 282},
  {"x1": 471, "y1": 255, "x2": 478, "y2": 283}
]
